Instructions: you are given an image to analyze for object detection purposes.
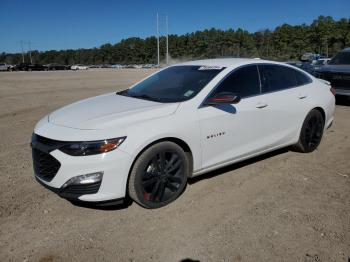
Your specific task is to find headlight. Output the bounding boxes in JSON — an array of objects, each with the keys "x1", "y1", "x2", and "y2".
[{"x1": 60, "y1": 137, "x2": 126, "y2": 156}]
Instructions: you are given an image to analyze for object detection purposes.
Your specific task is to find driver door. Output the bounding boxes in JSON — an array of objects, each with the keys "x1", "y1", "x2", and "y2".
[{"x1": 197, "y1": 65, "x2": 271, "y2": 170}]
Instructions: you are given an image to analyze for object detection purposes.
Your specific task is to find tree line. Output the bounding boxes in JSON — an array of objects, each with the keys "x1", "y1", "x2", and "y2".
[{"x1": 1, "y1": 16, "x2": 349, "y2": 65}]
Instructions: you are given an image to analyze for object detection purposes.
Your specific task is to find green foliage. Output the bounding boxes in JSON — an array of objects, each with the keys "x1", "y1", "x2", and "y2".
[{"x1": 1, "y1": 16, "x2": 349, "y2": 65}]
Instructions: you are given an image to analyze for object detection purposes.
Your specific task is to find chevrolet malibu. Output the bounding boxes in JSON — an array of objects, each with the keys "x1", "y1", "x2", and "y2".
[{"x1": 32, "y1": 58, "x2": 335, "y2": 208}]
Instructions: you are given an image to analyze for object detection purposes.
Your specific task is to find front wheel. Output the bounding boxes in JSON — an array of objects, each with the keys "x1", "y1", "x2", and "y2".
[
  {"x1": 128, "y1": 142, "x2": 189, "y2": 209},
  {"x1": 293, "y1": 109, "x2": 325, "y2": 153}
]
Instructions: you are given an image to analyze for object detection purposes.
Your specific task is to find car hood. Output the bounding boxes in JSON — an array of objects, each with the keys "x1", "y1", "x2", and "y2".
[{"x1": 48, "y1": 93, "x2": 180, "y2": 130}]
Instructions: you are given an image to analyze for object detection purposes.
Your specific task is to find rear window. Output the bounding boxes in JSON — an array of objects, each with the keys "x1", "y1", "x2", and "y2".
[
  {"x1": 259, "y1": 65, "x2": 298, "y2": 93},
  {"x1": 294, "y1": 70, "x2": 312, "y2": 86}
]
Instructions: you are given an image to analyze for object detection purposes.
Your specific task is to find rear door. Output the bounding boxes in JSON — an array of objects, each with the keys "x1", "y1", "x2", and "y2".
[{"x1": 257, "y1": 64, "x2": 312, "y2": 146}]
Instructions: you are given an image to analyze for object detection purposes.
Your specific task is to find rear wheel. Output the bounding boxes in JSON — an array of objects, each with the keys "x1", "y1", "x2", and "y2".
[
  {"x1": 293, "y1": 109, "x2": 325, "y2": 153},
  {"x1": 128, "y1": 142, "x2": 189, "y2": 209}
]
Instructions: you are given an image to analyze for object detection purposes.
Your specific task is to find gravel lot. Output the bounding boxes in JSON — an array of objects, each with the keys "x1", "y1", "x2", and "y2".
[{"x1": 0, "y1": 70, "x2": 349, "y2": 262}]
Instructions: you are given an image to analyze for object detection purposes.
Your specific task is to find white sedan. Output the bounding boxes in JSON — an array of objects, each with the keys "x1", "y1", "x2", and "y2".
[
  {"x1": 71, "y1": 64, "x2": 88, "y2": 70},
  {"x1": 32, "y1": 58, "x2": 335, "y2": 208}
]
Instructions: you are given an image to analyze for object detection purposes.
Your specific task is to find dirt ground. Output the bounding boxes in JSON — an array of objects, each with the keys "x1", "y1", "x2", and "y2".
[{"x1": 0, "y1": 69, "x2": 349, "y2": 262}]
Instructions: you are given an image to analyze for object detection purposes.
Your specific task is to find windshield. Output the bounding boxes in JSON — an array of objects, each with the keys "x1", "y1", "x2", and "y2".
[
  {"x1": 329, "y1": 52, "x2": 350, "y2": 65},
  {"x1": 118, "y1": 65, "x2": 225, "y2": 102}
]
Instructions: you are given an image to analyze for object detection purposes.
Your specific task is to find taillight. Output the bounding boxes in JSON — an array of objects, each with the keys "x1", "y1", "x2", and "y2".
[{"x1": 330, "y1": 87, "x2": 336, "y2": 96}]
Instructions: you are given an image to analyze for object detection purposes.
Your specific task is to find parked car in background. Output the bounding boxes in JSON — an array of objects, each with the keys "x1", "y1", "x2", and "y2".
[
  {"x1": 301, "y1": 53, "x2": 325, "y2": 62},
  {"x1": 315, "y1": 48, "x2": 350, "y2": 96},
  {"x1": 71, "y1": 64, "x2": 88, "y2": 70},
  {"x1": 111, "y1": 64, "x2": 123, "y2": 69},
  {"x1": 14, "y1": 63, "x2": 48, "y2": 71},
  {"x1": 285, "y1": 61, "x2": 303, "y2": 68},
  {"x1": 46, "y1": 63, "x2": 68, "y2": 70},
  {"x1": 32, "y1": 58, "x2": 335, "y2": 209},
  {"x1": 313, "y1": 58, "x2": 330, "y2": 65},
  {"x1": 300, "y1": 62, "x2": 315, "y2": 74},
  {"x1": 0, "y1": 63, "x2": 11, "y2": 71}
]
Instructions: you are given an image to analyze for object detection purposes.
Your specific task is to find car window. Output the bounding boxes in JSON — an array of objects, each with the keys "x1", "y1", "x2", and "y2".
[
  {"x1": 329, "y1": 51, "x2": 350, "y2": 65},
  {"x1": 211, "y1": 65, "x2": 261, "y2": 98},
  {"x1": 294, "y1": 69, "x2": 312, "y2": 86},
  {"x1": 259, "y1": 64, "x2": 298, "y2": 93}
]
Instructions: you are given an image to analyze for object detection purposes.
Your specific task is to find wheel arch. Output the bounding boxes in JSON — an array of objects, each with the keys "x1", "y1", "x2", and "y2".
[
  {"x1": 313, "y1": 106, "x2": 326, "y2": 123},
  {"x1": 126, "y1": 137, "x2": 194, "y2": 195}
]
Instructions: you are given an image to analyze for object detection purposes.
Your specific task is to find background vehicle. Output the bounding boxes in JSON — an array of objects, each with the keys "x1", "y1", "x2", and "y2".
[
  {"x1": 0, "y1": 63, "x2": 11, "y2": 71},
  {"x1": 314, "y1": 58, "x2": 330, "y2": 66},
  {"x1": 32, "y1": 59, "x2": 335, "y2": 209},
  {"x1": 14, "y1": 63, "x2": 48, "y2": 71},
  {"x1": 46, "y1": 63, "x2": 68, "y2": 70},
  {"x1": 315, "y1": 48, "x2": 350, "y2": 96},
  {"x1": 285, "y1": 61, "x2": 303, "y2": 68},
  {"x1": 71, "y1": 64, "x2": 88, "y2": 70}
]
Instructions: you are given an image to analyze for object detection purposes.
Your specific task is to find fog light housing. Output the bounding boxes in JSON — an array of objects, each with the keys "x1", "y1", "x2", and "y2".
[{"x1": 62, "y1": 172, "x2": 103, "y2": 188}]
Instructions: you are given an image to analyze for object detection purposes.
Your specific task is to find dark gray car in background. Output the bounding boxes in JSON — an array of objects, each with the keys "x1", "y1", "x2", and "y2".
[{"x1": 315, "y1": 48, "x2": 350, "y2": 96}]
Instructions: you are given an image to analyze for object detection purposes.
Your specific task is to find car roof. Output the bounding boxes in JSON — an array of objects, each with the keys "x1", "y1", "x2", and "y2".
[
  {"x1": 178, "y1": 58, "x2": 284, "y2": 68},
  {"x1": 341, "y1": 47, "x2": 350, "y2": 52}
]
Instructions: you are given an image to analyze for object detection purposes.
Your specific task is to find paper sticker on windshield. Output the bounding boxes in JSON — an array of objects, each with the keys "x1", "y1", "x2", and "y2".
[
  {"x1": 198, "y1": 66, "x2": 223, "y2": 70},
  {"x1": 184, "y1": 90, "x2": 194, "y2": 97}
]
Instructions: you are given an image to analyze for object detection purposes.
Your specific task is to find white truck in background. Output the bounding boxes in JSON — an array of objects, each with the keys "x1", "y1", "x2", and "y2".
[{"x1": 0, "y1": 63, "x2": 11, "y2": 71}]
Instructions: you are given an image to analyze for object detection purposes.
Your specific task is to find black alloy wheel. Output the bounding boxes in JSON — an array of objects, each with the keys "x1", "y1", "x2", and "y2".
[
  {"x1": 293, "y1": 109, "x2": 325, "y2": 153},
  {"x1": 128, "y1": 142, "x2": 189, "y2": 208}
]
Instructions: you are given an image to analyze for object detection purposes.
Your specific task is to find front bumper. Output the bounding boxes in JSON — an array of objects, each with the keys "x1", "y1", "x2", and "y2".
[
  {"x1": 32, "y1": 134, "x2": 134, "y2": 203},
  {"x1": 35, "y1": 176, "x2": 124, "y2": 206}
]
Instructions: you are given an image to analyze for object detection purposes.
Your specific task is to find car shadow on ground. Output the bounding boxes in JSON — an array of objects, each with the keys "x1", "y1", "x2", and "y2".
[
  {"x1": 71, "y1": 147, "x2": 291, "y2": 211},
  {"x1": 188, "y1": 147, "x2": 290, "y2": 185},
  {"x1": 336, "y1": 95, "x2": 350, "y2": 106}
]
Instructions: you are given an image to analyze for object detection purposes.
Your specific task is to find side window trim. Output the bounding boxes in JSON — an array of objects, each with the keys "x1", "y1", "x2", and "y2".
[
  {"x1": 200, "y1": 62, "x2": 313, "y2": 108},
  {"x1": 257, "y1": 64, "x2": 313, "y2": 95},
  {"x1": 200, "y1": 64, "x2": 262, "y2": 106}
]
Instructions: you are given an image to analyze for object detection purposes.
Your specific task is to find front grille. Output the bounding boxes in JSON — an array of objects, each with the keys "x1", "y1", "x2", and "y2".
[
  {"x1": 32, "y1": 148, "x2": 61, "y2": 182},
  {"x1": 61, "y1": 182, "x2": 101, "y2": 195}
]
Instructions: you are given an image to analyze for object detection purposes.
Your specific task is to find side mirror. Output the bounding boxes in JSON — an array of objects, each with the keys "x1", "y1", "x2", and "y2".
[{"x1": 204, "y1": 92, "x2": 241, "y2": 106}]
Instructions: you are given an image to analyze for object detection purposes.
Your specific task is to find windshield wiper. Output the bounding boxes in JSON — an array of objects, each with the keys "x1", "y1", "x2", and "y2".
[
  {"x1": 129, "y1": 94, "x2": 161, "y2": 102},
  {"x1": 116, "y1": 89, "x2": 130, "y2": 96},
  {"x1": 117, "y1": 90, "x2": 160, "y2": 102}
]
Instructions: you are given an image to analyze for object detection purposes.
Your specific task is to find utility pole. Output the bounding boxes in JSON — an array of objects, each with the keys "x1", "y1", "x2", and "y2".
[
  {"x1": 166, "y1": 15, "x2": 169, "y2": 65},
  {"x1": 28, "y1": 41, "x2": 33, "y2": 64},
  {"x1": 20, "y1": 41, "x2": 25, "y2": 63},
  {"x1": 156, "y1": 13, "x2": 160, "y2": 66}
]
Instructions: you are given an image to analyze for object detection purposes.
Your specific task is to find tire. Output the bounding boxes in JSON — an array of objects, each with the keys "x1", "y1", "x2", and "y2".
[
  {"x1": 293, "y1": 109, "x2": 325, "y2": 153},
  {"x1": 128, "y1": 141, "x2": 189, "y2": 209}
]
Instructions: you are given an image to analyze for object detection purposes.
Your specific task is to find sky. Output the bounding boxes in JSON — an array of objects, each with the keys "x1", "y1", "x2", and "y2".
[{"x1": 1, "y1": 0, "x2": 349, "y2": 53}]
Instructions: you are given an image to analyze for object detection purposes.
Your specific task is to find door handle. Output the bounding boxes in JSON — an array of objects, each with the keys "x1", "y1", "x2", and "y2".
[
  {"x1": 298, "y1": 94, "x2": 308, "y2": 99},
  {"x1": 256, "y1": 103, "x2": 268, "y2": 109}
]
